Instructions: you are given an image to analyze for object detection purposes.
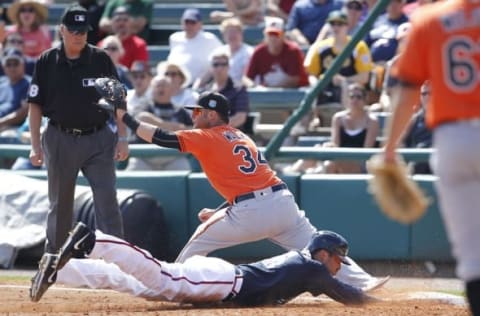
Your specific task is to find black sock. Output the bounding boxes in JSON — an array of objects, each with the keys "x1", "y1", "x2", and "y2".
[{"x1": 467, "y1": 279, "x2": 480, "y2": 316}]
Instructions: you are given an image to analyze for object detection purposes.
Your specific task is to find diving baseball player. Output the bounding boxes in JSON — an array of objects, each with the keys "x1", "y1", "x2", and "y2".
[{"x1": 36, "y1": 222, "x2": 378, "y2": 305}]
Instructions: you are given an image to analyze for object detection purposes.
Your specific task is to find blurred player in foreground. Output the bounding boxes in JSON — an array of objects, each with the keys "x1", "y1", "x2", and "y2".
[{"x1": 382, "y1": 0, "x2": 480, "y2": 314}]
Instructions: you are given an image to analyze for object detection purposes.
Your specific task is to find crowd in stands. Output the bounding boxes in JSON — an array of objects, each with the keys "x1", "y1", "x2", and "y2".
[{"x1": 0, "y1": 0, "x2": 435, "y2": 174}]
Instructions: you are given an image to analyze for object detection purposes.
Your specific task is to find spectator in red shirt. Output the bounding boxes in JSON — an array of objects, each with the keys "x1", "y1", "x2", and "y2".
[
  {"x1": 98, "y1": 6, "x2": 148, "y2": 69},
  {"x1": 246, "y1": 17, "x2": 308, "y2": 88}
]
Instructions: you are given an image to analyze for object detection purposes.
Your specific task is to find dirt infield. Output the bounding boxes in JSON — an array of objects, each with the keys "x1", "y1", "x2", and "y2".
[{"x1": 0, "y1": 278, "x2": 469, "y2": 316}]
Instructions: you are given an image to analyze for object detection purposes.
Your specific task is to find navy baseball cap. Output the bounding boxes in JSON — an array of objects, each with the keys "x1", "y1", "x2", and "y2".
[
  {"x1": 185, "y1": 92, "x2": 230, "y2": 120},
  {"x1": 61, "y1": 5, "x2": 92, "y2": 32},
  {"x1": 182, "y1": 8, "x2": 202, "y2": 22},
  {"x1": 307, "y1": 230, "x2": 350, "y2": 265}
]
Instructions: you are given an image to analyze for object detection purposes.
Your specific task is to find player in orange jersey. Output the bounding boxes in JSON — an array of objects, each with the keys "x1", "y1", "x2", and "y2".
[
  {"x1": 117, "y1": 91, "x2": 388, "y2": 291},
  {"x1": 382, "y1": 0, "x2": 480, "y2": 314}
]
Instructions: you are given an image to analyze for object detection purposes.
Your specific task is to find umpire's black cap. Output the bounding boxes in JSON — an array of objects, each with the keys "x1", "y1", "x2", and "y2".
[
  {"x1": 307, "y1": 230, "x2": 350, "y2": 265},
  {"x1": 185, "y1": 92, "x2": 230, "y2": 122},
  {"x1": 61, "y1": 5, "x2": 92, "y2": 33}
]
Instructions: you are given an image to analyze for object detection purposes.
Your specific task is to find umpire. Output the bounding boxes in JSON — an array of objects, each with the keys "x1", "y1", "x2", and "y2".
[{"x1": 28, "y1": 5, "x2": 127, "y2": 263}]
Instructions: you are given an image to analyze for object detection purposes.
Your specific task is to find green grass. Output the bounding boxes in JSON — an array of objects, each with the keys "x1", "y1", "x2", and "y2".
[
  {"x1": 0, "y1": 275, "x2": 31, "y2": 283},
  {"x1": 439, "y1": 289, "x2": 465, "y2": 297}
]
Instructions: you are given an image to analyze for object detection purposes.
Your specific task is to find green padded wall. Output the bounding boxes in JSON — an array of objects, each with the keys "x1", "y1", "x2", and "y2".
[
  {"x1": 299, "y1": 174, "x2": 410, "y2": 260},
  {"x1": 410, "y1": 176, "x2": 452, "y2": 261}
]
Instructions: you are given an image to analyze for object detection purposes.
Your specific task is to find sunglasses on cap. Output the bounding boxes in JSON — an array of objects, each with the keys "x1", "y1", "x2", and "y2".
[{"x1": 421, "y1": 91, "x2": 430, "y2": 96}]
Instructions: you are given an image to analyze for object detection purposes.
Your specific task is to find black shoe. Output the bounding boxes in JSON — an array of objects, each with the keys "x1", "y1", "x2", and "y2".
[
  {"x1": 30, "y1": 253, "x2": 58, "y2": 302},
  {"x1": 57, "y1": 222, "x2": 95, "y2": 269}
]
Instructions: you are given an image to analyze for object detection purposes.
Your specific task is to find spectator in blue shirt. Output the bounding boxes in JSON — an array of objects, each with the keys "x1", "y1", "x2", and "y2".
[
  {"x1": 286, "y1": 0, "x2": 343, "y2": 46},
  {"x1": 364, "y1": 0, "x2": 408, "y2": 64},
  {"x1": 0, "y1": 47, "x2": 30, "y2": 133}
]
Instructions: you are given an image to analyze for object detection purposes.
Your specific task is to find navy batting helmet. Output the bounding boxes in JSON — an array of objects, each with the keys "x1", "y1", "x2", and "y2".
[{"x1": 307, "y1": 230, "x2": 350, "y2": 265}]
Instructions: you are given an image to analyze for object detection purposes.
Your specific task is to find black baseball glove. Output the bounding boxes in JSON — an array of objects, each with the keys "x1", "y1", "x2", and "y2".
[{"x1": 94, "y1": 77, "x2": 127, "y2": 114}]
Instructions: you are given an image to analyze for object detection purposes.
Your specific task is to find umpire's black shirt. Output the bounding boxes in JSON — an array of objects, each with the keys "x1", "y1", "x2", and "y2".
[{"x1": 28, "y1": 43, "x2": 118, "y2": 129}]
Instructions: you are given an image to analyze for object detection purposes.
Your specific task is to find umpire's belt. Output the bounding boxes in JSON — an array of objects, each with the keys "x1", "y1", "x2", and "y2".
[
  {"x1": 49, "y1": 120, "x2": 106, "y2": 136},
  {"x1": 234, "y1": 183, "x2": 287, "y2": 204}
]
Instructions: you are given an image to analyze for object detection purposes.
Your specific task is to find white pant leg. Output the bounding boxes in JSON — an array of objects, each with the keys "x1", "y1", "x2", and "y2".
[
  {"x1": 92, "y1": 230, "x2": 241, "y2": 303},
  {"x1": 433, "y1": 123, "x2": 480, "y2": 282},
  {"x1": 57, "y1": 259, "x2": 156, "y2": 298}
]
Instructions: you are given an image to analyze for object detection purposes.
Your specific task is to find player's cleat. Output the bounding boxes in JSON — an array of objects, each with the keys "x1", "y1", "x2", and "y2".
[
  {"x1": 57, "y1": 222, "x2": 95, "y2": 270},
  {"x1": 362, "y1": 275, "x2": 391, "y2": 293},
  {"x1": 30, "y1": 253, "x2": 59, "y2": 302}
]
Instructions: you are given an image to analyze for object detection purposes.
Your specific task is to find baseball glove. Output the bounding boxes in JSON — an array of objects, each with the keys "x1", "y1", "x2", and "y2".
[
  {"x1": 94, "y1": 77, "x2": 127, "y2": 114},
  {"x1": 366, "y1": 154, "x2": 429, "y2": 224}
]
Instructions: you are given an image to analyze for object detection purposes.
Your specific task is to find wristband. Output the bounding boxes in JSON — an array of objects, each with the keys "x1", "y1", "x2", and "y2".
[
  {"x1": 118, "y1": 136, "x2": 128, "y2": 142},
  {"x1": 122, "y1": 113, "x2": 140, "y2": 133}
]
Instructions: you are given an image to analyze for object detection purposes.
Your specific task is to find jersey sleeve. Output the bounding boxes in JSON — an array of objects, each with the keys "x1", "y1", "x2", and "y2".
[
  {"x1": 27, "y1": 54, "x2": 46, "y2": 106},
  {"x1": 391, "y1": 17, "x2": 429, "y2": 85},
  {"x1": 310, "y1": 264, "x2": 370, "y2": 305}
]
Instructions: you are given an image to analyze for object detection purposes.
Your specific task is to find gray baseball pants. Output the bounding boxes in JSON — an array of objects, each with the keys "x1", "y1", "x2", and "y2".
[{"x1": 42, "y1": 123, "x2": 124, "y2": 252}]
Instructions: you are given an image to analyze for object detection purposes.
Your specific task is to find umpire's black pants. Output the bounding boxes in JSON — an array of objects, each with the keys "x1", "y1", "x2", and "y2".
[{"x1": 42, "y1": 123, "x2": 124, "y2": 252}]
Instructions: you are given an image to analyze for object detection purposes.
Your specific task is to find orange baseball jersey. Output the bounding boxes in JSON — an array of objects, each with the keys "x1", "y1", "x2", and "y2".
[
  {"x1": 176, "y1": 125, "x2": 281, "y2": 204},
  {"x1": 391, "y1": 0, "x2": 480, "y2": 129}
]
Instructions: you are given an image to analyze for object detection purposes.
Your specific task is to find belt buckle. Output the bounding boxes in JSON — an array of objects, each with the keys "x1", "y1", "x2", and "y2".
[{"x1": 71, "y1": 128, "x2": 83, "y2": 136}]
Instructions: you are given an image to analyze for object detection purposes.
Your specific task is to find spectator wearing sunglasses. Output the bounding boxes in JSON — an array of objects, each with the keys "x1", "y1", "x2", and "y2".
[
  {"x1": 284, "y1": 83, "x2": 379, "y2": 174},
  {"x1": 200, "y1": 51, "x2": 250, "y2": 132},
  {"x1": 0, "y1": 47, "x2": 30, "y2": 134},
  {"x1": 5, "y1": 0, "x2": 51, "y2": 59},
  {"x1": 304, "y1": 10, "x2": 373, "y2": 126},
  {"x1": 316, "y1": 0, "x2": 365, "y2": 41},
  {"x1": 157, "y1": 61, "x2": 198, "y2": 108},
  {"x1": 126, "y1": 60, "x2": 153, "y2": 117},
  {"x1": 99, "y1": 35, "x2": 132, "y2": 89},
  {"x1": 0, "y1": 32, "x2": 36, "y2": 76}
]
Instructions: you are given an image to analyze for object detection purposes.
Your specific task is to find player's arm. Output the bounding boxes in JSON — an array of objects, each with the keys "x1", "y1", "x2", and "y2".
[
  {"x1": 312, "y1": 266, "x2": 378, "y2": 305},
  {"x1": 117, "y1": 109, "x2": 181, "y2": 149},
  {"x1": 383, "y1": 81, "x2": 420, "y2": 162}
]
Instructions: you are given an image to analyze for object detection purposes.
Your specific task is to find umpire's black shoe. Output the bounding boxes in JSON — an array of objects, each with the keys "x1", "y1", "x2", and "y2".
[
  {"x1": 30, "y1": 253, "x2": 58, "y2": 302},
  {"x1": 57, "y1": 222, "x2": 95, "y2": 270}
]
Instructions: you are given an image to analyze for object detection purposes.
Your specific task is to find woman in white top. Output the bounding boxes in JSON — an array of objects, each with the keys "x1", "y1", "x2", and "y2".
[
  {"x1": 284, "y1": 83, "x2": 379, "y2": 174},
  {"x1": 157, "y1": 61, "x2": 198, "y2": 107}
]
